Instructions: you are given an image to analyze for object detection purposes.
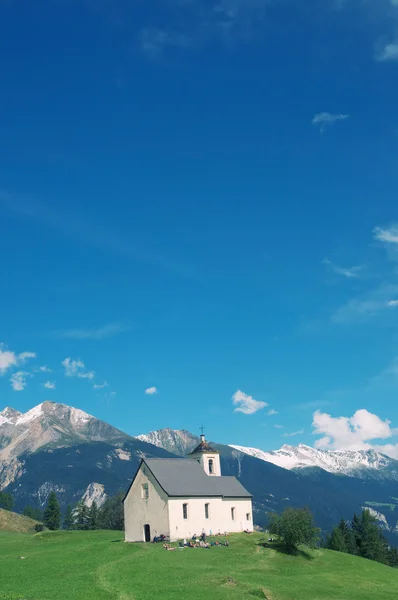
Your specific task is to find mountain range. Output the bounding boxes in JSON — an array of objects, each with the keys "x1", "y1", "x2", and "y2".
[{"x1": 1, "y1": 403, "x2": 398, "y2": 540}]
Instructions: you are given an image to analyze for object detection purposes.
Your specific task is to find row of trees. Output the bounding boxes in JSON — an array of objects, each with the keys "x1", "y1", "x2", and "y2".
[
  {"x1": 37, "y1": 491, "x2": 125, "y2": 531},
  {"x1": 267, "y1": 506, "x2": 398, "y2": 569},
  {"x1": 1, "y1": 488, "x2": 124, "y2": 531},
  {"x1": 325, "y1": 510, "x2": 398, "y2": 567}
]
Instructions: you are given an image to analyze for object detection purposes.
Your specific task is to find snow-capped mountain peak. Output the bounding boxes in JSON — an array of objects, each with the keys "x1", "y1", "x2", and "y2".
[
  {"x1": 229, "y1": 443, "x2": 398, "y2": 480},
  {"x1": 0, "y1": 401, "x2": 130, "y2": 461}
]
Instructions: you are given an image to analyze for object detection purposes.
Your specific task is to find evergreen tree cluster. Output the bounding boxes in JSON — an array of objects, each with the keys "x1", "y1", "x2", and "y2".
[
  {"x1": 325, "y1": 510, "x2": 398, "y2": 568},
  {"x1": 0, "y1": 491, "x2": 14, "y2": 511},
  {"x1": 63, "y1": 492, "x2": 124, "y2": 531}
]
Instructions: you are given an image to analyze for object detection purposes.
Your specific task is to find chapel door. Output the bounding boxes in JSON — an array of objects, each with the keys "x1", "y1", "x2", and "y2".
[{"x1": 144, "y1": 523, "x2": 151, "y2": 542}]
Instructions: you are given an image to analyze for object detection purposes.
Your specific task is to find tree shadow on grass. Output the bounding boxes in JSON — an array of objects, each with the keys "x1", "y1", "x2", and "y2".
[{"x1": 257, "y1": 541, "x2": 315, "y2": 561}]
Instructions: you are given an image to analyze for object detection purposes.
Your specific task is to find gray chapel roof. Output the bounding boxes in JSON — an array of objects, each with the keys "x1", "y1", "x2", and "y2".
[{"x1": 142, "y1": 458, "x2": 252, "y2": 498}]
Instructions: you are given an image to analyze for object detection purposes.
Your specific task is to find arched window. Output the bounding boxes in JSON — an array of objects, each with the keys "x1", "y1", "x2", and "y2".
[
  {"x1": 208, "y1": 458, "x2": 214, "y2": 474},
  {"x1": 205, "y1": 503, "x2": 210, "y2": 519}
]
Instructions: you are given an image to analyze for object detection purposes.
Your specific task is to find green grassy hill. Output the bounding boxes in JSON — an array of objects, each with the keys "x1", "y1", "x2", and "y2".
[
  {"x1": 0, "y1": 530, "x2": 397, "y2": 600},
  {"x1": 0, "y1": 508, "x2": 39, "y2": 534}
]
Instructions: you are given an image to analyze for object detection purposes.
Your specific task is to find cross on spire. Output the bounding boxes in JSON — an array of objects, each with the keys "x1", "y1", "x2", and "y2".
[{"x1": 200, "y1": 425, "x2": 205, "y2": 436}]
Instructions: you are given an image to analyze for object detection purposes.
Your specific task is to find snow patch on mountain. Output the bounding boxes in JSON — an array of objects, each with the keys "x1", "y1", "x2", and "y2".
[
  {"x1": 82, "y1": 482, "x2": 107, "y2": 507},
  {"x1": 69, "y1": 407, "x2": 93, "y2": 428},
  {"x1": 15, "y1": 404, "x2": 44, "y2": 426},
  {"x1": 229, "y1": 443, "x2": 398, "y2": 480},
  {"x1": 0, "y1": 407, "x2": 22, "y2": 426}
]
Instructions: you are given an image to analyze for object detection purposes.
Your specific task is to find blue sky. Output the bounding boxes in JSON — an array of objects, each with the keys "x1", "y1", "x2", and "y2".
[{"x1": 1, "y1": 0, "x2": 398, "y2": 455}]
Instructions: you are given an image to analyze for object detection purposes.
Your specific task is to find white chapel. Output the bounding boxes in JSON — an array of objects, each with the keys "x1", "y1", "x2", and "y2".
[{"x1": 123, "y1": 434, "x2": 253, "y2": 542}]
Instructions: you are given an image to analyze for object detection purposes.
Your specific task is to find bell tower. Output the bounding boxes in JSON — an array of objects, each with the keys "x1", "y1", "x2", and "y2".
[{"x1": 187, "y1": 428, "x2": 221, "y2": 476}]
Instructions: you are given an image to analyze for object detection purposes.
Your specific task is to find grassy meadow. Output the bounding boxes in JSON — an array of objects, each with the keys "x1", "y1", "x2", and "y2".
[{"x1": 0, "y1": 529, "x2": 397, "y2": 600}]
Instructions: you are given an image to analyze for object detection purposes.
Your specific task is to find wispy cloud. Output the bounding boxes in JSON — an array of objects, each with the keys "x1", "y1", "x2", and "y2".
[
  {"x1": 10, "y1": 371, "x2": 32, "y2": 391},
  {"x1": 0, "y1": 192, "x2": 201, "y2": 282},
  {"x1": 312, "y1": 112, "x2": 349, "y2": 133},
  {"x1": 283, "y1": 429, "x2": 304, "y2": 437},
  {"x1": 55, "y1": 322, "x2": 129, "y2": 340},
  {"x1": 373, "y1": 224, "x2": 398, "y2": 245},
  {"x1": 35, "y1": 365, "x2": 52, "y2": 373},
  {"x1": 62, "y1": 357, "x2": 95, "y2": 380},
  {"x1": 93, "y1": 381, "x2": 108, "y2": 390},
  {"x1": 331, "y1": 283, "x2": 398, "y2": 325},
  {"x1": 0, "y1": 344, "x2": 36, "y2": 375},
  {"x1": 232, "y1": 390, "x2": 267, "y2": 415},
  {"x1": 44, "y1": 381, "x2": 56, "y2": 390},
  {"x1": 274, "y1": 424, "x2": 284, "y2": 429},
  {"x1": 376, "y1": 42, "x2": 398, "y2": 62},
  {"x1": 141, "y1": 28, "x2": 191, "y2": 58},
  {"x1": 387, "y1": 300, "x2": 398, "y2": 307},
  {"x1": 267, "y1": 408, "x2": 278, "y2": 415},
  {"x1": 322, "y1": 258, "x2": 362, "y2": 279},
  {"x1": 145, "y1": 386, "x2": 158, "y2": 395}
]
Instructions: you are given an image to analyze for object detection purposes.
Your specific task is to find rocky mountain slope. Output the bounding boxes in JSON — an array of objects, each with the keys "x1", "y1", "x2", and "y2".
[
  {"x1": 0, "y1": 401, "x2": 129, "y2": 462},
  {"x1": 137, "y1": 428, "x2": 199, "y2": 456},
  {"x1": 230, "y1": 443, "x2": 398, "y2": 481}
]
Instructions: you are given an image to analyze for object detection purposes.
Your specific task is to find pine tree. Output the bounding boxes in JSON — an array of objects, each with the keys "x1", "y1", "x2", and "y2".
[
  {"x1": 43, "y1": 492, "x2": 61, "y2": 531},
  {"x1": 89, "y1": 501, "x2": 99, "y2": 530},
  {"x1": 327, "y1": 525, "x2": 347, "y2": 552},
  {"x1": 75, "y1": 501, "x2": 90, "y2": 530},
  {"x1": 358, "y1": 510, "x2": 388, "y2": 564},
  {"x1": 97, "y1": 492, "x2": 124, "y2": 531},
  {"x1": 63, "y1": 505, "x2": 75, "y2": 530}
]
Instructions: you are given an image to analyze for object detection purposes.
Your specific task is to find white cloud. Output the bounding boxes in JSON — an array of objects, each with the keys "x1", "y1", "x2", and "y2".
[
  {"x1": 62, "y1": 358, "x2": 95, "y2": 380},
  {"x1": 56, "y1": 323, "x2": 129, "y2": 340},
  {"x1": 145, "y1": 386, "x2": 158, "y2": 395},
  {"x1": 312, "y1": 112, "x2": 349, "y2": 133},
  {"x1": 35, "y1": 365, "x2": 52, "y2": 373},
  {"x1": 232, "y1": 390, "x2": 267, "y2": 415},
  {"x1": 387, "y1": 300, "x2": 398, "y2": 307},
  {"x1": 373, "y1": 225, "x2": 398, "y2": 244},
  {"x1": 93, "y1": 381, "x2": 108, "y2": 390},
  {"x1": 0, "y1": 344, "x2": 36, "y2": 375},
  {"x1": 312, "y1": 409, "x2": 397, "y2": 455},
  {"x1": 274, "y1": 424, "x2": 284, "y2": 429},
  {"x1": 283, "y1": 429, "x2": 304, "y2": 437},
  {"x1": 44, "y1": 381, "x2": 56, "y2": 390},
  {"x1": 323, "y1": 258, "x2": 362, "y2": 279},
  {"x1": 268, "y1": 408, "x2": 278, "y2": 415},
  {"x1": 0, "y1": 346, "x2": 18, "y2": 374},
  {"x1": 18, "y1": 351, "x2": 36, "y2": 363},
  {"x1": 377, "y1": 42, "x2": 398, "y2": 62},
  {"x1": 10, "y1": 371, "x2": 32, "y2": 392}
]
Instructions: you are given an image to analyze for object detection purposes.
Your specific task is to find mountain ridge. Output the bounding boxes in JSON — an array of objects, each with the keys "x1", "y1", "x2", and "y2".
[
  {"x1": 229, "y1": 442, "x2": 398, "y2": 481},
  {"x1": 2, "y1": 402, "x2": 398, "y2": 540}
]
